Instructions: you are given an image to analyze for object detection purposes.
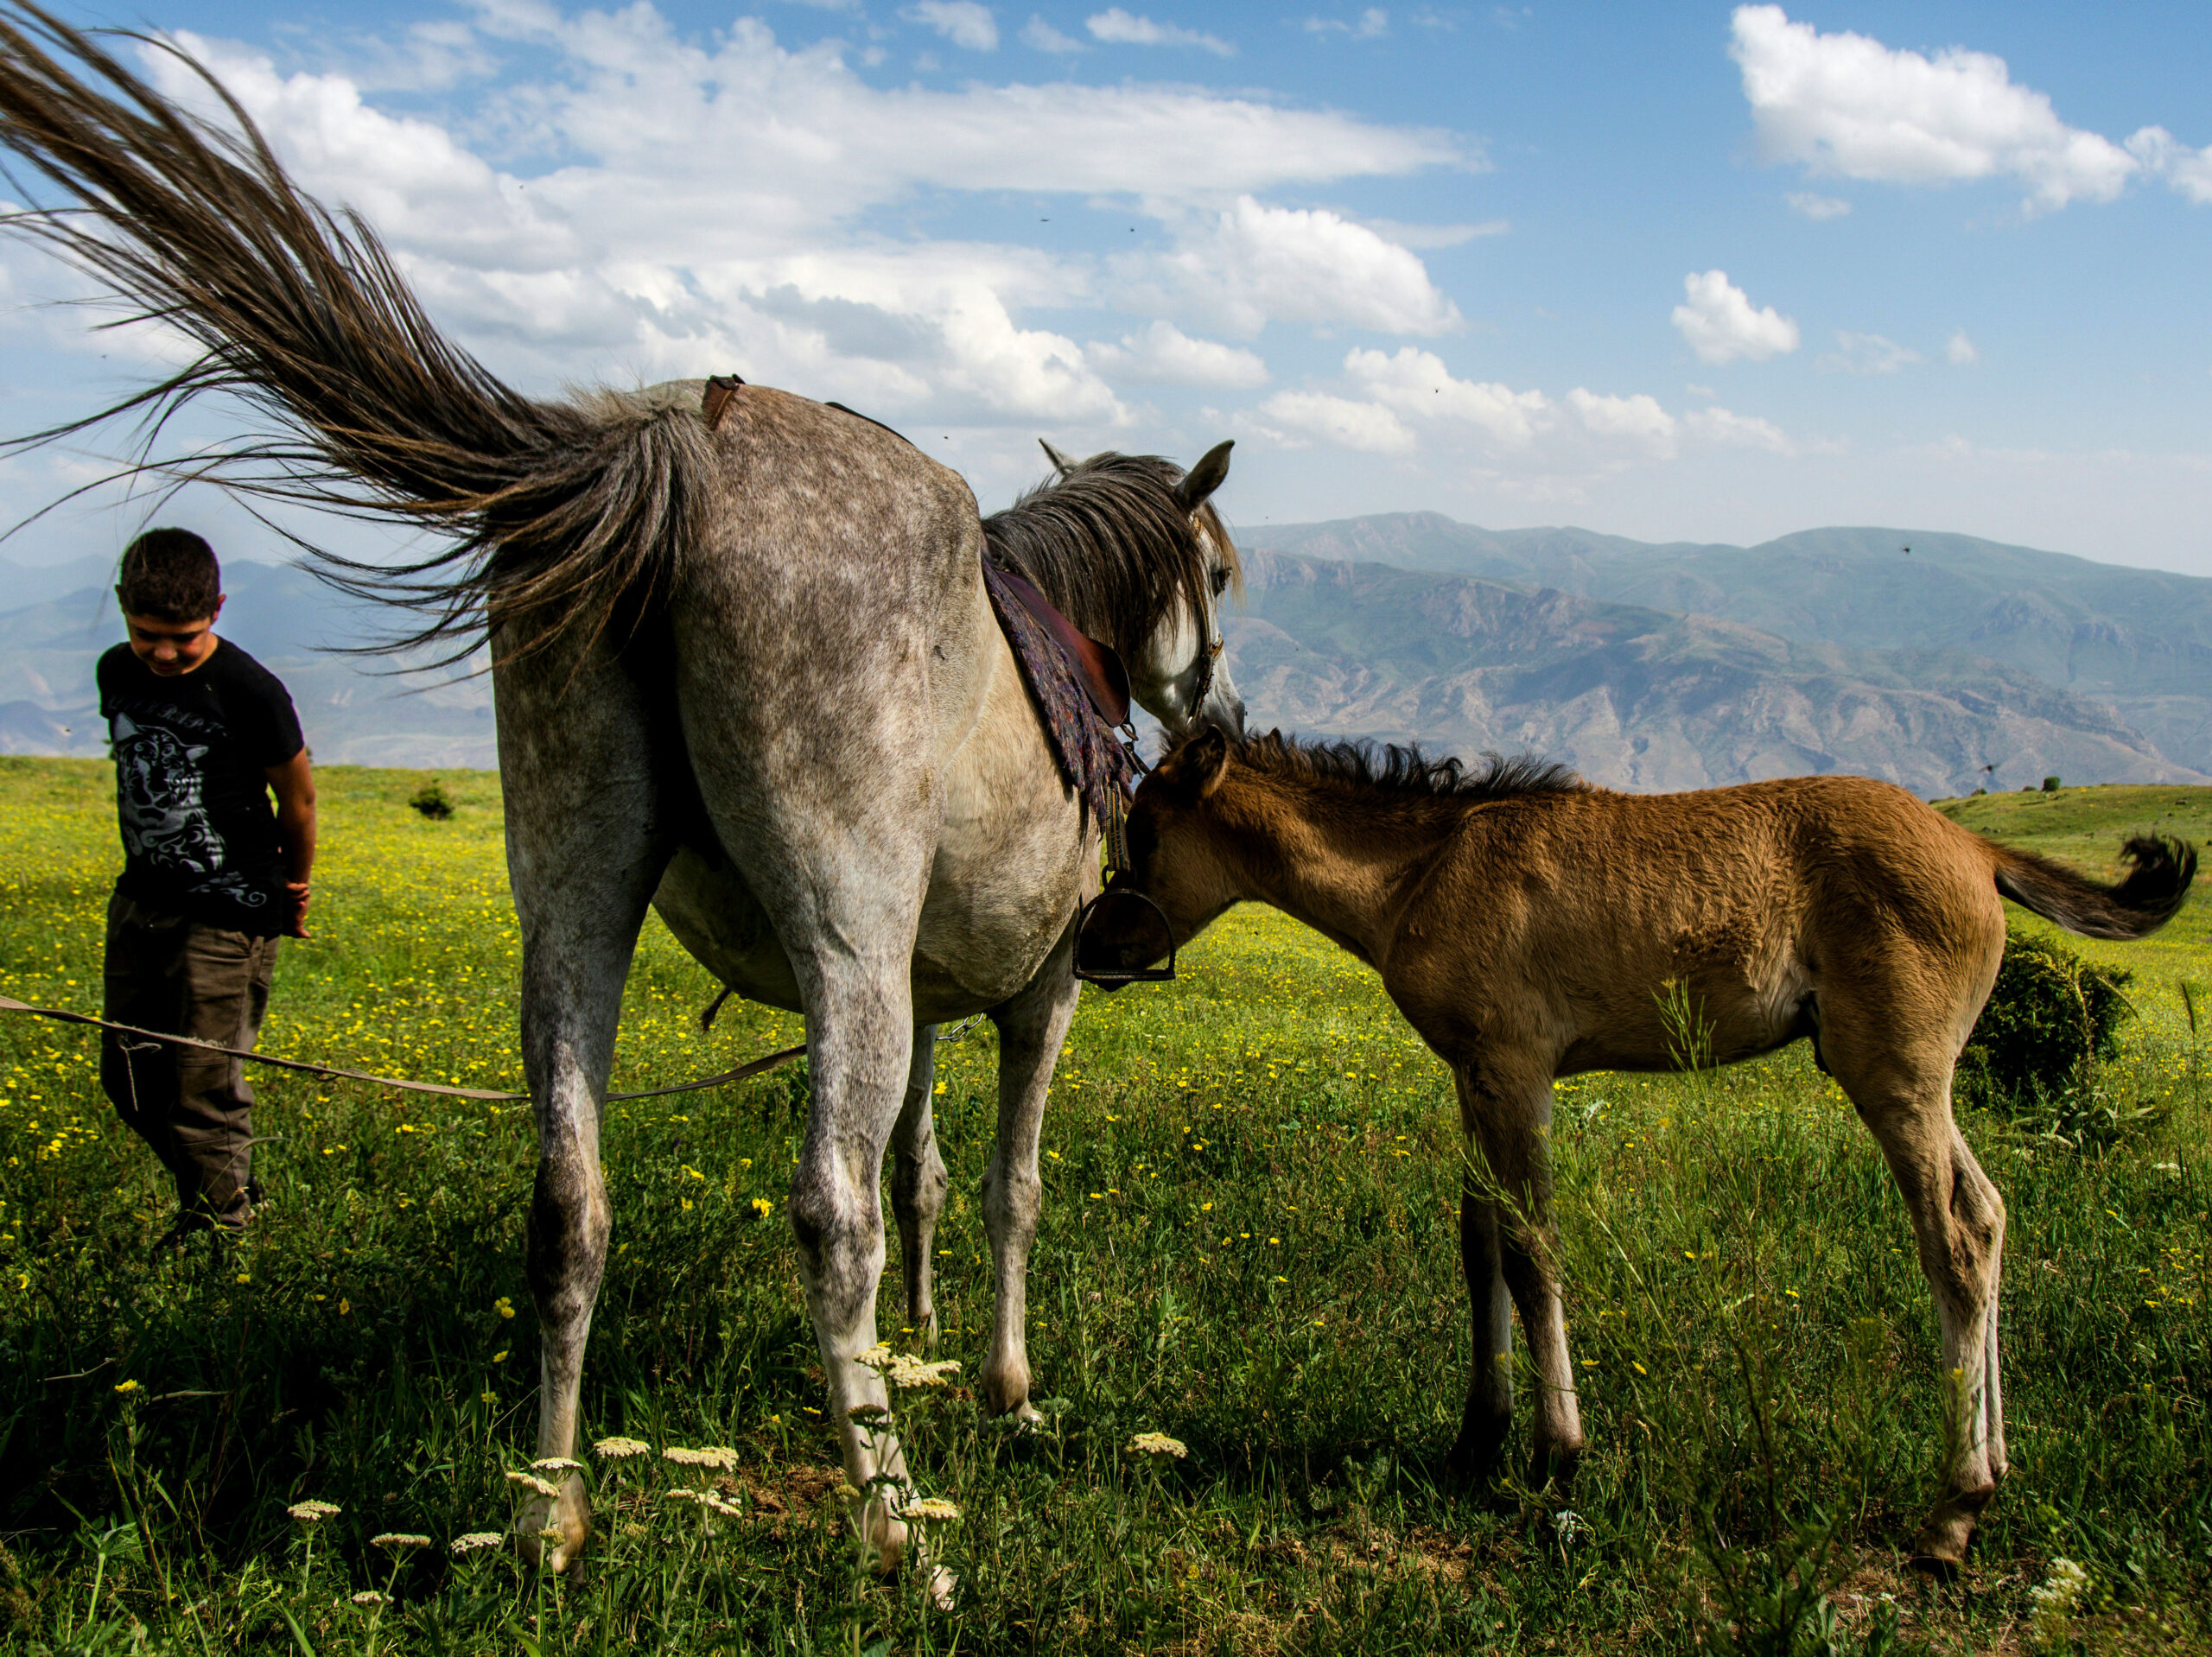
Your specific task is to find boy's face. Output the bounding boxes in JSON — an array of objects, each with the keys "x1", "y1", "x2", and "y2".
[{"x1": 119, "y1": 595, "x2": 224, "y2": 676}]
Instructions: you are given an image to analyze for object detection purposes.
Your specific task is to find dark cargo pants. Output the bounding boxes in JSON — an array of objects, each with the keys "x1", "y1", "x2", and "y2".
[{"x1": 101, "y1": 892, "x2": 281, "y2": 1228}]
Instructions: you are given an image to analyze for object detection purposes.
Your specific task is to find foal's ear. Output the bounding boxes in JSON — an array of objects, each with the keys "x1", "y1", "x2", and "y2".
[
  {"x1": 1175, "y1": 441, "x2": 1233, "y2": 511},
  {"x1": 1039, "y1": 439, "x2": 1078, "y2": 479},
  {"x1": 1165, "y1": 727, "x2": 1230, "y2": 797}
]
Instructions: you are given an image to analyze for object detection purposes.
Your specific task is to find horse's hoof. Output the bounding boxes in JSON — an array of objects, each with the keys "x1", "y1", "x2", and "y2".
[{"x1": 515, "y1": 1475, "x2": 591, "y2": 1573}]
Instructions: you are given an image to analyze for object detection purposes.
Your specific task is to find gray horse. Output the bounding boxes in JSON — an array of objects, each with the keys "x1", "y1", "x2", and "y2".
[{"x1": 0, "y1": 11, "x2": 1244, "y2": 1571}]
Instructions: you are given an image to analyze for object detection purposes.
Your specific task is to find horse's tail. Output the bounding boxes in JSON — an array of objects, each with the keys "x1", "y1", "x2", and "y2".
[
  {"x1": 1988, "y1": 835, "x2": 2196, "y2": 941},
  {"x1": 0, "y1": 4, "x2": 710, "y2": 663}
]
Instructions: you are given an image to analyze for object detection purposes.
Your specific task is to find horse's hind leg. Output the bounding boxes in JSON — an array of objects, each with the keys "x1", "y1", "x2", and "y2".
[
  {"x1": 496, "y1": 647, "x2": 670, "y2": 1571},
  {"x1": 980, "y1": 933, "x2": 1082, "y2": 1421},
  {"x1": 891, "y1": 1024, "x2": 950, "y2": 1343}
]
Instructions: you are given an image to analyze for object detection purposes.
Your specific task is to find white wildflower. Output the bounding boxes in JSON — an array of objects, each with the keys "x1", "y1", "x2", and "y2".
[
  {"x1": 2027, "y1": 1558, "x2": 2090, "y2": 1650},
  {"x1": 662, "y1": 1445, "x2": 739, "y2": 1470},
  {"x1": 369, "y1": 1532, "x2": 431, "y2": 1552},
  {"x1": 1128, "y1": 1432, "x2": 1187, "y2": 1458},
  {"x1": 286, "y1": 1499, "x2": 341, "y2": 1525},
  {"x1": 592, "y1": 1436, "x2": 651, "y2": 1459},
  {"x1": 902, "y1": 1497, "x2": 961, "y2": 1523},
  {"x1": 504, "y1": 1470, "x2": 560, "y2": 1499},
  {"x1": 449, "y1": 1533, "x2": 504, "y2": 1555}
]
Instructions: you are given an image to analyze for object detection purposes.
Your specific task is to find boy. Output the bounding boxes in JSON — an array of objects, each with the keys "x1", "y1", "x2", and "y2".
[{"x1": 98, "y1": 528, "x2": 315, "y2": 1241}]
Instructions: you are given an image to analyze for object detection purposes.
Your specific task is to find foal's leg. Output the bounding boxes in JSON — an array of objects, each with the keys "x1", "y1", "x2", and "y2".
[
  {"x1": 1833, "y1": 1049, "x2": 2006, "y2": 1566},
  {"x1": 1461, "y1": 1067, "x2": 1584, "y2": 1484},
  {"x1": 1448, "y1": 1070, "x2": 1516, "y2": 1476},
  {"x1": 890, "y1": 1024, "x2": 950, "y2": 1343},
  {"x1": 1450, "y1": 1167, "x2": 1516, "y2": 1478},
  {"x1": 979, "y1": 935, "x2": 1082, "y2": 1421}
]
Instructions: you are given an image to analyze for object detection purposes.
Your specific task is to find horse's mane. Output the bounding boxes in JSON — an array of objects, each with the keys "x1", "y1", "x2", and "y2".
[
  {"x1": 1224, "y1": 730, "x2": 1586, "y2": 805},
  {"x1": 983, "y1": 454, "x2": 1238, "y2": 657}
]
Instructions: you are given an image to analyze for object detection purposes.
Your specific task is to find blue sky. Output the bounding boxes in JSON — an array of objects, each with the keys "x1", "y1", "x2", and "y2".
[{"x1": 3, "y1": 1, "x2": 2209, "y2": 572}]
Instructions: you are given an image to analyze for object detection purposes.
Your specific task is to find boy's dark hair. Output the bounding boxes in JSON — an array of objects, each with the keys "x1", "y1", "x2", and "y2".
[{"x1": 116, "y1": 528, "x2": 220, "y2": 622}]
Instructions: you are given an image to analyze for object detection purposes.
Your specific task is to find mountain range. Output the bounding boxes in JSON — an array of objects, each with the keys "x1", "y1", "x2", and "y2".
[{"x1": 7, "y1": 517, "x2": 2210, "y2": 795}]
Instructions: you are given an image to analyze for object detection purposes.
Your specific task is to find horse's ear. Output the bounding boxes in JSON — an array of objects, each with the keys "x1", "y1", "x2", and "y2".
[
  {"x1": 1161, "y1": 727, "x2": 1229, "y2": 797},
  {"x1": 1039, "y1": 439, "x2": 1078, "y2": 479},
  {"x1": 1175, "y1": 441, "x2": 1233, "y2": 511}
]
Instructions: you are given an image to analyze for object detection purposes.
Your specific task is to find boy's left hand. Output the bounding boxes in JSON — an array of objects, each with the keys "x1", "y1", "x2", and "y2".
[{"x1": 283, "y1": 880, "x2": 313, "y2": 939}]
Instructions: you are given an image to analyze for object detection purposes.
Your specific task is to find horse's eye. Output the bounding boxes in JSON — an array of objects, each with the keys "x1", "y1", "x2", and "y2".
[{"x1": 1210, "y1": 567, "x2": 1230, "y2": 597}]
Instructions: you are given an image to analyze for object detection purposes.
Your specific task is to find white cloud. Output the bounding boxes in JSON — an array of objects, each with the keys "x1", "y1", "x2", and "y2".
[
  {"x1": 1085, "y1": 9, "x2": 1235, "y2": 55},
  {"x1": 117, "y1": 11, "x2": 1461, "y2": 431},
  {"x1": 904, "y1": 2, "x2": 999, "y2": 51},
  {"x1": 1344, "y1": 346, "x2": 1548, "y2": 444},
  {"x1": 1946, "y1": 328, "x2": 1978, "y2": 365},
  {"x1": 1020, "y1": 14, "x2": 1084, "y2": 52},
  {"x1": 1567, "y1": 388, "x2": 1675, "y2": 457},
  {"x1": 1784, "y1": 190, "x2": 1850, "y2": 219},
  {"x1": 1253, "y1": 390, "x2": 1414, "y2": 453},
  {"x1": 1305, "y1": 10, "x2": 1389, "y2": 40},
  {"x1": 1670, "y1": 270, "x2": 1800, "y2": 365},
  {"x1": 1249, "y1": 350, "x2": 1805, "y2": 484},
  {"x1": 1136, "y1": 197, "x2": 1461, "y2": 338},
  {"x1": 1685, "y1": 405, "x2": 1795, "y2": 454},
  {"x1": 1817, "y1": 331, "x2": 1921, "y2": 375},
  {"x1": 1360, "y1": 216, "x2": 1508, "y2": 248},
  {"x1": 1086, "y1": 321, "x2": 1268, "y2": 388},
  {"x1": 2126, "y1": 127, "x2": 2212, "y2": 206},
  {"x1": 1730, "y1": 4, "x2": 2139, "y2": 212}
]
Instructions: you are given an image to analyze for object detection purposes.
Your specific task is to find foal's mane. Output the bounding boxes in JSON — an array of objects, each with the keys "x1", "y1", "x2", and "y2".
[
  {"x1": 1229, "y1": 731, "x2": 1586, "y2": 809},
  {"x1": 982, "y1": 454, "x2": 1238, "y2": 657}
]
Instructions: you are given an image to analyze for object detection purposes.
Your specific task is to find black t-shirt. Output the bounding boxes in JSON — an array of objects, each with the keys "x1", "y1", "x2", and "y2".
[{"x1": 98, "y1": 639, "x2": 305, "y2": 935}]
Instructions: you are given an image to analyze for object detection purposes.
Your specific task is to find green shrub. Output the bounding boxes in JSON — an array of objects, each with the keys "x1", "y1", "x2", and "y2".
[
  {"x1": 1956, "y1": 924, "x2": 2133, "y2": 1111},
  {"x1": 408, "y1": 779, "x2": 454, "y2": 820}
]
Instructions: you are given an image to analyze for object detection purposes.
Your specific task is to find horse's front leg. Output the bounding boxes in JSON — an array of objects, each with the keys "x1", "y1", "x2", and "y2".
[
  {"x1": 979, "y1": 935, "x2": 1082, "y2": 1420},
  {"x1": 890, "y1": 1024, "x2": 949, "y2": 1343}
]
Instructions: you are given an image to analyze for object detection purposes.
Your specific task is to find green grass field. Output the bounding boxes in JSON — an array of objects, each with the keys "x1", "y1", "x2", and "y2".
[{"x1": 0, "y1": 758, "x2": 2206, "y2": 1654}]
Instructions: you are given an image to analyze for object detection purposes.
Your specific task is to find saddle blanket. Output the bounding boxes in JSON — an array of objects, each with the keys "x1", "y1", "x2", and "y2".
[{"x1": 982, "y1": 558, "x2": 1136, "y2": 836}]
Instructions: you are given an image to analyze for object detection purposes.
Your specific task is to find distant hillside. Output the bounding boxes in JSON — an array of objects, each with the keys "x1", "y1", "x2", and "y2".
[
  {"x1": 1226, "y1": 550, "x2": 2200, "y2": 796},
  {"x1": 8, "y1": 515, "x2": 2209, "y2": 793},
  {"x1": 0, "y1": 560, "x2": 494, "y2": 767},
  {"x1": 1243, "y1": 517, "x2": 2212, "y2": 772}
]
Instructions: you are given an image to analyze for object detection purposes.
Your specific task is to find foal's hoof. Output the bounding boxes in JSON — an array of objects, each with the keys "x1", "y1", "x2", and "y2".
[
  {"x1": 1909, "y1": 1484, "x2": 1994, "y2": 1573},
  {"x1": 516, "y1": 1476, "x2": 591, "y2": 1574},
  {"x1": 1445, "y1": 1424, "x2": 1508, "y2": 1487},
  {"x1": 1529, "y1": 1440, "x2": 1583, "y2": 1492}
]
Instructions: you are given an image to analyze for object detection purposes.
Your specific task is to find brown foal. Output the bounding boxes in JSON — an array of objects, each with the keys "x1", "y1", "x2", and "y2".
[{"x1": 1080, "y1": 727, "x2": 2195, "y2": 1565}]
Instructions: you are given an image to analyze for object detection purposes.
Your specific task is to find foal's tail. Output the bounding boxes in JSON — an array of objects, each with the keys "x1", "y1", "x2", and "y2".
[
  {"x1": 1990, "y1": 835, "x2": 2197, "y2": 941},
  {"x1": 0, "y1": 3, "x2": 709, "y2": 664}
]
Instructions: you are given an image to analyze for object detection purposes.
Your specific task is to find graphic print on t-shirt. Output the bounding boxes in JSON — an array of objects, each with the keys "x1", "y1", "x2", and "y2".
[
  {"x1": 109, "y1": 707, "x2": 276, "y2": 919},
  {"x1": 98, "y1": 638, "x2": 304, "y2": 934},
  {"x1": 111, "y1": 710, "x2": 223, "y2": 875}
]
